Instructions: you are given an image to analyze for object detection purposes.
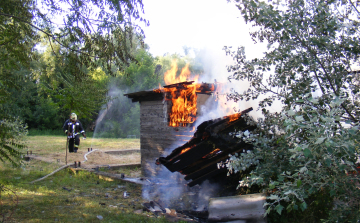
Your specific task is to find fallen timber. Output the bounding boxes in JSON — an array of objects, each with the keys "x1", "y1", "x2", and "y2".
[
  {"x1": 208, "y1": 193, "x2": 267, "y2": 222},
  {"x1": 156, "y1": 107, "x2": 256, "y2": 187}
]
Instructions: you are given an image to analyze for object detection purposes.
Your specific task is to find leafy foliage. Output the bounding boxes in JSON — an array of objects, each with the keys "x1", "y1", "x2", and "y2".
[
  {"x1": 1, "y1": 0, "x2": 147, "y2": 75},
  {"x1": 0, "y1": 118, "x2": 27, "y2": 166},
  {"x1": 228, "y1": 95, "x2": 360, "y2": 221},
  {"x1": 225, "y1": 0, "x2": 360, "y2": 221}
]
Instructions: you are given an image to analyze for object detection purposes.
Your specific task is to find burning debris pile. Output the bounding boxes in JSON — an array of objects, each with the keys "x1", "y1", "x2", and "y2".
[{"x1": 156, "y1": 107, "x2": 256, "y2": 187}]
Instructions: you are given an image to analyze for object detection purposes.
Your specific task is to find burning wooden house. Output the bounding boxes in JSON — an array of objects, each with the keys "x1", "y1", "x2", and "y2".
[
  {"x1": 124, "y1": 81, "x2": 217, "y2": 177},
  {"x1": 125, "y1": 62, "x2": 256, "y2": 185}
]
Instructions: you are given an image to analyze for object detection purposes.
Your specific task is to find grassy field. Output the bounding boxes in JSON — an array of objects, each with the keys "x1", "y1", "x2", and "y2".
[
  {"x1": 25, "y1": 136, "x2": 140, "y2": 156},
  {"x1": 0, "y1": 136, "x2": 175, "y2": 223},
  {"x1": 23, "y1": 136, "x2": 141, "y2": 167}
]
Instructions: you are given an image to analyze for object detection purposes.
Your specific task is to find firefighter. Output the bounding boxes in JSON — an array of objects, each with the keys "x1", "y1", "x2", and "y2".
[{"x1": 63, "y1": 113, "x2": 86, "y2": 153}]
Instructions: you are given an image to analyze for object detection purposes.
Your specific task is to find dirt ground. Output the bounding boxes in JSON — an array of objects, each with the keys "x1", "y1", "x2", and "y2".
[
  {"x1": 25, "y1": 136, "x2": 141, "y2": 168},
  {"x1": 31, "y1": 149, "x2": 141, "y2": 169}
]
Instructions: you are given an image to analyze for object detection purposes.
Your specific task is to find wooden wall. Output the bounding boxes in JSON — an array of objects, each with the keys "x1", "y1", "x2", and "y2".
[{"x1": 139, "y1": 94, "x2": 212, "y2": 177}]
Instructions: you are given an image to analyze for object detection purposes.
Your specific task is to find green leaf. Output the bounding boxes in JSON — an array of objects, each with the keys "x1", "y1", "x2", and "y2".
[
  {"x1": 300, "y1": 202, "x2": 307, "y2": 211},
  {"x1": 325, "y1": 159, "x2": 332, "y2": 167},
  {"x1": 278, "y1": 175, "x2": 285, "y2": 182},
  {"x1": 264, "y1": 207, "x2": 271, "y2": 216},
  {"x1": 269, "y1": 194, "x2": 279, "y2": 200},
  {"x1": 299, "y1": 166, "x2": 307, "y2": 173},
  {"x1": 330, "y1": 190, "x2": 336, "y2": 196},
  {"x1": 275, "y1": 204, "x2": 284, "y2": 215},
  {"x1": 295, "y1": 115, "x2": 304, "y2": 122},
  {"x1": 303, "y1": 148, "x2": 312, "y2": 157},
  {"x1": 297, "y1": 179, "x2": 302, "y2": 188},
  {"x1": 326, "y1": 147, "x2": 333, "y2": 153},
  {"x1": 287, "y1": 110, "x2": 296, "y2": 116},
  {"x1": 315, "y1": 137, "x2": 325, "y2": 144}
]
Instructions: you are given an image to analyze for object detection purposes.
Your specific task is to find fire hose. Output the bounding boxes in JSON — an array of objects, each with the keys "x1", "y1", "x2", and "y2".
[{"x1": 30, "y1": 149, "x2": 98, "y2": 184}]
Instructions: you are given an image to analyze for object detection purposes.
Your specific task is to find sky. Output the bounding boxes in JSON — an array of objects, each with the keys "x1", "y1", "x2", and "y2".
[{"x1": 141, "y1": 0, "x2": 266, "y2": 82}]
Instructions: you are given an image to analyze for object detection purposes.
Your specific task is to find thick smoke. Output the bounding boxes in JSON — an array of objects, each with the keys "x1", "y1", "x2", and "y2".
[{"x1": 92, "y1": 82, "x2": 140, "y2": 144}]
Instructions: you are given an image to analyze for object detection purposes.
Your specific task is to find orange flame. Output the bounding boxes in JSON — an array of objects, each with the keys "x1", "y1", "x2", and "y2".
[
  {"x1": 160, "y1": 60, "x2": 200, "y2": 127},
  {"x1": 167, "y1": 83, "x2": 197, "y2": 127},
  {"x1": 180, "y1": 147, "x2": 191, "y2": 154},
  {"x1": 202, "y1": 148, "x2": 221, "y2": 158},
  {"x1": 164, "y1": 60, "x2": 198, "y2": 85},
  {"x1": 228, "y1": 113, "x2": 241, "y2": 122}
]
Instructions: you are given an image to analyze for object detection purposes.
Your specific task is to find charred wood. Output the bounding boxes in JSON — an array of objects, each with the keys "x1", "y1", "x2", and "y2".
[{"x1": 156, "y1": 107, "x2": 256, "y2": 186}]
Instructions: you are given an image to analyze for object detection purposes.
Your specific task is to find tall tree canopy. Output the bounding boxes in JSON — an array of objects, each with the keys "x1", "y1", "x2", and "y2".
[
  {"x1": 225, "y1": 0, "x2": 360, "y2": 221},
  {"x1": 1, "y1": 0, "x2": 147, "y2": 75}
]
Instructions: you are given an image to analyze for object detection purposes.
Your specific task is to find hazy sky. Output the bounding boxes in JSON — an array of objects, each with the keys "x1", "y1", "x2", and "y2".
[{"x1": 141, "y1": 0, "x2": 264, "y2": 58}]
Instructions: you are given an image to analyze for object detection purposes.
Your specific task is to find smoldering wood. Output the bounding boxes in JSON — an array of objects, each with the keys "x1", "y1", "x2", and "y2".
[
  {"x1": 208, "y1": 193, "x2": 267, "y2": 223},
  {"x1": 156, "y1": 107, "x2": 256, "y2": 186},
  {"x1": 181, "y1": 143, "x2": 253, "y2": 176}
]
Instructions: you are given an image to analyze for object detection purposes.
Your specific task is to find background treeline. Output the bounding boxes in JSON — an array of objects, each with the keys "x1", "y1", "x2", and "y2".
[{"x1": 4, "y1": 38, "x2": 206, "y2": 138}]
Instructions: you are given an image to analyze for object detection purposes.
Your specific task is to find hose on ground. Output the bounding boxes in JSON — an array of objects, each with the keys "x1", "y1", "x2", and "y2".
[{"x1": 30, "y1": 149, "x2": 98, "y2": 184}]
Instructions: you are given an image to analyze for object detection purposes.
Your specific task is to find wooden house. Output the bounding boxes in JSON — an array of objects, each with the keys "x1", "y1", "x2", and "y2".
[{"x1": 124, "y1": 82, "x2": 215, "y2": 176}]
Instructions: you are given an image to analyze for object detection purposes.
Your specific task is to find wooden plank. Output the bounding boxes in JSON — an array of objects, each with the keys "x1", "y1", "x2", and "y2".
[
  {"x1": 140, "y1": 131, "x2": 192, "y2": 138},
  {"x1": 140, "y1": 112, "x2": 166, "y2": 118},
  {"x1": 208, "y1": 194, "x2": 266, "y2": 222},
  {"x1": 187, "y1": 168, "x2": 227, "y2": 187},
  {"x1": 140, "y1": 106, "x2": 164, "y2": 111},
  {"x1": 181, "y1": 144, "x2": 253, "y2": 175},
  {"x1": 164, "y1": 142, "x2": 216, "y2": 172},
  {"x1": 140, "y1": 100, "x2": 165, "y2": 106},
  {"x1": 140, "y1": 121, "x2": 168, "y2": 126},
  {"x1": 140, "y1": 126, "x2": 194, "y2": 134},
  {"x1": 140, "y1": 143, "x2": 183, "y2": 151}
]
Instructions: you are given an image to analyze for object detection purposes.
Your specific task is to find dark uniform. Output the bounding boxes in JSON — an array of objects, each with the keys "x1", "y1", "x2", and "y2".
[{"x1": 63, "y1": 119, "x2": 85, "y2": 153}]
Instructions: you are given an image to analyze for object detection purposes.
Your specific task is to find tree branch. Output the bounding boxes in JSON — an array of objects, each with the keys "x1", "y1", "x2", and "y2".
[
  {"x1": 295, "y1": 36, "x2": 358, "y2": 123},
  {"x1": 348, "y1": 0, "x2": 360, "y2": 17},
  {"x1": 0, "y1": 13, "x2": 95, "y2": 58}
]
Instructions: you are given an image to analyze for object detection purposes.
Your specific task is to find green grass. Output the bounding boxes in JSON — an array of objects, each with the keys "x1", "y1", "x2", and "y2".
[
  {"x1": 0, "y1": 161, "x2": 171, "y2": 222},
  {"x1": 0, "y1": 136, "x2": 174, "y2": 223},
  {"x1": 24, "y1": 136, "x2": 140, "y2": 157}
]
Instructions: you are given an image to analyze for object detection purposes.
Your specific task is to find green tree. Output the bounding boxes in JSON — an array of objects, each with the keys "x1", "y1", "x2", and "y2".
[
  {"x1": 36, "y1": 42, "x2": 110, "y2": 122},
  {"x1": 225, "y1": 0, "x2": 360, "y2": 221},
  {"x1": 0, "y1": 0, "x2": 35, "y2": 165},
  {"x1": 1, "y1": 0, "x2": 147, "y2": 75}
]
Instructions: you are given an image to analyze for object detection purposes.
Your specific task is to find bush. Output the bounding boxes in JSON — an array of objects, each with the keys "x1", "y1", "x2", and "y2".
[{"x1": 226, "y1": 95, "x2": 360, "y2": 222}]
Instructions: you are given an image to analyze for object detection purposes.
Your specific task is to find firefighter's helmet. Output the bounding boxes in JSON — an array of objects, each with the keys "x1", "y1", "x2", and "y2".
[{"x1": 70, "y1": 113, "x2": 77, "y2": 121}]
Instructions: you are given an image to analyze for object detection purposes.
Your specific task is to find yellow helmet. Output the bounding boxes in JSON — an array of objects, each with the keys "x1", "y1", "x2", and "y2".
[{"x1": 70, "y1": 113, "x2": 77, "y2": 121}]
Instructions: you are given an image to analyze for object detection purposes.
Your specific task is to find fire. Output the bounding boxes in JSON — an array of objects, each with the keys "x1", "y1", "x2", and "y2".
[
  {"x1": 180, "y1": 147, "x2": 191, "y2": 154},
  {"x1": 156, "y1": 60, "x2": 201, "y2": 127},
  {"x1": 202, "y1": 148, "x2": 221, "y2": 158},
  {"x1": 228, "y1": 113, "x2": 241, "y2": 122},
  {"x1": 164, "y1": 61, "x2": 197, "y2": 85},
  {"x1": 167, "y1": 83, "x2": 197, "y2": 127},
  {"x1": 154, "y1": 60, "x2": 218, "y2": 127}
]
